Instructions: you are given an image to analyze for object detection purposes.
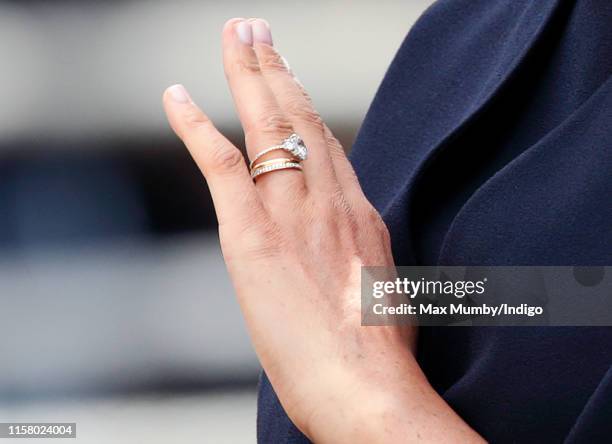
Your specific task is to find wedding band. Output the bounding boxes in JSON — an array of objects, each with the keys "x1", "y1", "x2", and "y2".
[
  {"x1": 250, "y1": 158, "x2": 303, "y2": 180},
  {"x1": 249, "y1": 133, "x2": 308, "y2": 169}
]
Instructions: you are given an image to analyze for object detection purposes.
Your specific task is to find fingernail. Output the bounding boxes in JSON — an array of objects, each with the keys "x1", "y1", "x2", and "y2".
[
  {"x1": 236, "y1": 20, "x2": 253, "y2": 45},
  {"x1": 167, "y1": 84, "x2": 191, "y2": 103},
  {"x1": 252, "y1": 19, "x2": 273, "y2": 45}
]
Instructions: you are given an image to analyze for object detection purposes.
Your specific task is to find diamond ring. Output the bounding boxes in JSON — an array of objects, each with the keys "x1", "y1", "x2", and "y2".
[{"x1": 249, "y1": 133, "x2": 308, "y2": 170}]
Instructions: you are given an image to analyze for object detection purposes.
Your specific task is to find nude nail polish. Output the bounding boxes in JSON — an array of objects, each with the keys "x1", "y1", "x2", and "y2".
[
  {"x1": 236, "y1": 21, "x2": 253, "y2": 45},
  {"x1": 252, "y1": 19, "x2": 273, "y2": 45},
  {"x1": 168, "y1": 84, "x2": 190, "y2": 103}
]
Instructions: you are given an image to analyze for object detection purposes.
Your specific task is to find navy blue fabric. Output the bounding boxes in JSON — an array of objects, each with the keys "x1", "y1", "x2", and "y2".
[{"x1": 257, "y1": 0, "x2": 612, "y2": 442}]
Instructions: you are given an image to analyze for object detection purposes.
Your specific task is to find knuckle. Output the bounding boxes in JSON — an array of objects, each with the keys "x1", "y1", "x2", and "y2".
[
  {"x1": 183, "y1": 107, "x2": 212, "y2": 130},
  {"x1": 257, "y1": 47, "x2": 286, "y2": 72},
  {"x1": 219, "y1": 214, "x2": 282, "y2": 262},
  {"x1": 208, "y1": 144, "x2": 245, "y2": 173},
  {"x1": 232, "y1": 57, "x2": 262, "y2": 75},
  {"x1": 381, "y1": 225, "x2": 392, "y2": 246},
  {"x1": 373, "y1": 212, "x2": 391, "y2": 238},
  {"x1": 364, "y1": 207, "x2": 390, "y2": 240},
  {"x1": 247, "y1": 111, "x2": 293, "y2": 138},
  {"x1": 286, "y1": 98, "x2": 323, "y2": 128},
  {"x1": 364, "y1": 206, "x2": 385, "y2": 227},
  {"x1": 349, "y1": 205, "x2": 391, "y2": 250},
  {"x1": 241, "y1": 220, "x2": 285, "y2": 260}
]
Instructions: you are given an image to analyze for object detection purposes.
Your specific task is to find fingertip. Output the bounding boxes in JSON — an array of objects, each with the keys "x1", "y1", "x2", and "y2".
[
  {"x1": 223, "y1": 17, "x2": 245, "y2": 41},
  {"x1": 162, "y1": 84, "x2": 198, "y2": 139},
  {"x1": 251, "y1": 18, "x2": 273, "y2": 46},
  {"x1": 164, "y1": 84, "x2": 191, "y2": 104},
  {"x1": 224, "y1": 17, "x2": 245, "y2": 30}
]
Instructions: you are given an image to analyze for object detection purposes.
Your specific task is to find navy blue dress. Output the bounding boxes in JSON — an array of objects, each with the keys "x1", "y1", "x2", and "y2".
[{"x1": 257, "y1": 0, "x2": 612, "y2": 442}]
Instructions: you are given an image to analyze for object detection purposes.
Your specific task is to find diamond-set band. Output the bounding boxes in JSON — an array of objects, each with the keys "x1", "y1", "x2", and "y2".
[
  {"x1": 249, "y1": 133, "x2": 307, "y2": 181},
  {"x1": 249, "y1": 133, "x2": 308, "y2": 170},
  {"x1": 250, "y1": 159, "x2": 303, "y2": 180}
]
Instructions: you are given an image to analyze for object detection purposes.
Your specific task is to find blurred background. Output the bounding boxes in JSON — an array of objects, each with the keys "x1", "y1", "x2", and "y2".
[{"x1": 0, "y1": 1, "x2": 432, "y2": 442}]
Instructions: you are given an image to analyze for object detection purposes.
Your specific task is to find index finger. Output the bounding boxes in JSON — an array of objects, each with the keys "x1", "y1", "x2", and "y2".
[{"x1": 162, "y1": 84, "x2": 268, "y2": 232}]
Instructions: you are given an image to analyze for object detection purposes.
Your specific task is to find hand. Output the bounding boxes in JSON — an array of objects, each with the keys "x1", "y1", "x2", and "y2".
[{"x1": 163, "y1": 18, "x2": 482, "y2": 444}]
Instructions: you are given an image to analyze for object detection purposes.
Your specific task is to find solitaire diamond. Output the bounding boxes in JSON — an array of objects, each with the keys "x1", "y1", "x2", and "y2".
[
  {"x1": 283, "y1": 134, "x2": 308, "y2": 161},
  {"x1": 249, "y1": 133, "x2": 309, "y2": 170}
]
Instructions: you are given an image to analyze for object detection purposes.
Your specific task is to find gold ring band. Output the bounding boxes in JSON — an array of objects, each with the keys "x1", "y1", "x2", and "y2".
[
  {"x1": 249, "y1": 146, "x2": 294, "y2": 170},
  {"x1": 251, "y1": 157, "x2": 298, "y2": 170},
  {"x1": 250, "y1": 158, "x2": 303, "y2": 180}
]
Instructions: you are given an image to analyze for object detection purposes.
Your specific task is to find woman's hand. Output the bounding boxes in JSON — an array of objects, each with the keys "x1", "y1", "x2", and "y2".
[{"x1": 163, "y1": 18, "x2": 483, "y2": 443}]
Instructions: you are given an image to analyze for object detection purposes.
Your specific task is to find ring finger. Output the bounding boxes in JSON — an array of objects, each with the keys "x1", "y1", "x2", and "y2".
[{"x1": 222, "y1": 18, "x2": 307, "y2": 202}]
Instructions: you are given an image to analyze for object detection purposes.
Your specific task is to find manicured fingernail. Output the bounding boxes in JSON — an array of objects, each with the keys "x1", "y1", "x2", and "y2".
[
  {"x1": 168, "y1": 84, "x2": 190, "y2": 103},
  {"x1": 236, "y1": 21, "x2": 253, "y2": 45},
  {"x1": 252, "y1": 19, "x2": 273, "y2": 45}
]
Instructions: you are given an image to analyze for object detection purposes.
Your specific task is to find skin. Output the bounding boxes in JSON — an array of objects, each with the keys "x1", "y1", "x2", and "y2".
[{"x1": 162, "y1": 17, "x2": 485, "y2": 444}]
